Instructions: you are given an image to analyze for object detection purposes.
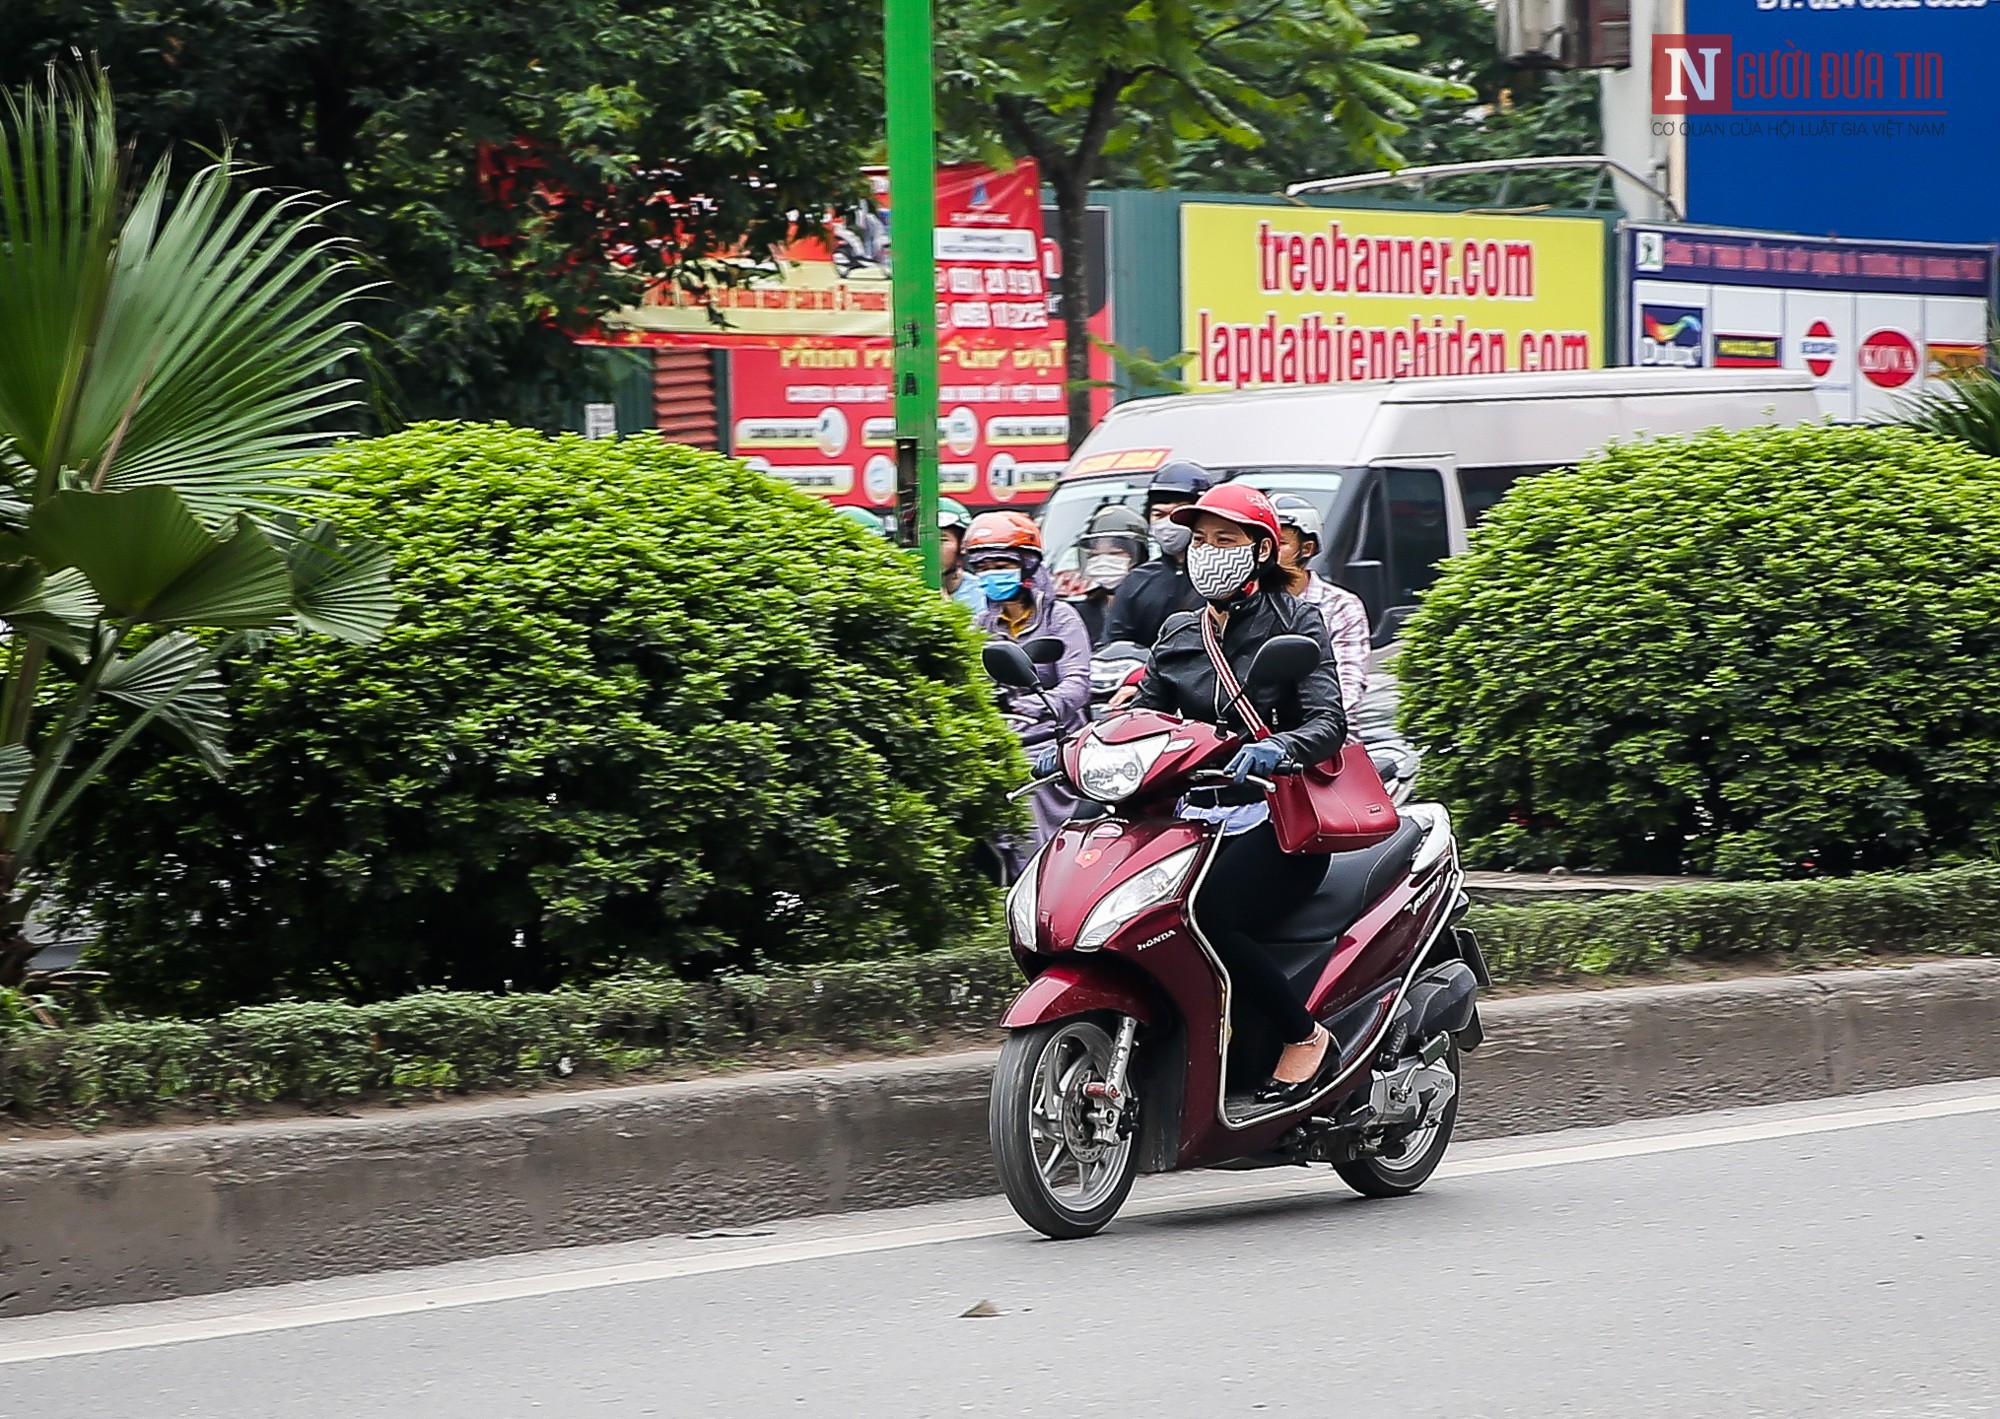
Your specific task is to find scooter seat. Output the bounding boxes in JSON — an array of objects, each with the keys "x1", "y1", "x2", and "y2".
[{"x1": 1262, "y1": 816, "x2": 1426, "y2": 966}]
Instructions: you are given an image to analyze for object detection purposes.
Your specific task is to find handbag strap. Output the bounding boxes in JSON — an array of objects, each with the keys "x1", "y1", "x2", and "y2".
[{"x1": 1198, "y1": 607, "x2": 1273, "y2": 741}]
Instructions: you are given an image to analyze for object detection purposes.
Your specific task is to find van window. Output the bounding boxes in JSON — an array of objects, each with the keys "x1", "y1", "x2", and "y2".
[
  {"x1": 1042, "y1": 466, "x2": 1359, "y2": 576},
  {"x1": 1459, "y1": 465, "x2": 1556, "y2": 525},
  {"x1": 1233, "y1": 470, "x2": 1350, "y2": 540},
  {"x1": 1384, "y1": 466, "x2": 1450, "y2": 604},
  {"x1": 1038, "y1": 477, "x2": 1152, "y2": 568}
]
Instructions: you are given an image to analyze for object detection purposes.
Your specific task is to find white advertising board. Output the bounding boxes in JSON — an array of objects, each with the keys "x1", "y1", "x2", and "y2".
[{"x1": 1624, "y1": 224, "x2": 1995, "y2": 421}]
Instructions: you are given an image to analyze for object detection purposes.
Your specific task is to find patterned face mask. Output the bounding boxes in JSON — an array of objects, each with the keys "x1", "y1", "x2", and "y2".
[{"x1": 1187, "y1": 541, "x2": 1259, "y2": 602}]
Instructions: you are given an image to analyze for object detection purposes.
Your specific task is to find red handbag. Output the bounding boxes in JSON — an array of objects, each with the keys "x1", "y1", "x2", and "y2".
[{"x1": 1200, "y1": 610, "x2": 1401, "y2": 854}]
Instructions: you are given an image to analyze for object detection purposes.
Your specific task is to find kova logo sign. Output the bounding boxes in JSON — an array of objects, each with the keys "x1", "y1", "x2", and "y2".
[
  {"x1": 1638, "y1": 305, "x2": 1704, "y2": 368},
  {"x1": 1653, "y1": 35, "x2": 1947, "y2": 133}
]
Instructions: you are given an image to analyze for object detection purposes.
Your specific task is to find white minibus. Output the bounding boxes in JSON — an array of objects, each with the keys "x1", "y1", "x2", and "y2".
[{"x1": 1042, "y1": 368, "x2": 1822, "y2": 641}]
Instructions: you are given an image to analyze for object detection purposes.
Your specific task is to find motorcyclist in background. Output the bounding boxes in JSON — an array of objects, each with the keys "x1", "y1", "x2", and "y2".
[
  {"x1": 1103, "y1": 461, "x2": 1214, "y2": 649},
  {"x1": 1269, "y1": 494, "x2": 1371, "y2": 740},
  {"x1": 1057, "y1": 503, "x2": 1150, "y2": 646},
  {"x1": 1102, "y1": 461, "x2": 1215, "y2": 706},
  {"x1": 937, "y1": 497, "x2": 984, "y2": 613},
  {"x1": 965, "y1": 511, "x2": 1092, "y2": 850}
]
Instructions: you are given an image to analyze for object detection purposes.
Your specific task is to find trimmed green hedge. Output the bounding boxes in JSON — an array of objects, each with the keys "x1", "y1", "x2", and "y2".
[
  {"x1": 4, "y1": 863, "x2": 1994, "y2": 1124},
  {"x1": 46, "y1": 423, "x2": 1019, "y2": 1010},
  {"x1": 1469, "y1": 860, "x2": 2000, "y2": 980},
  {"x1": 0, "y1": 946, "x2": 1024, "y2": 1119},
  {"x1": 1398, "y1": 424, "x2": 2000, "y2": 878}
]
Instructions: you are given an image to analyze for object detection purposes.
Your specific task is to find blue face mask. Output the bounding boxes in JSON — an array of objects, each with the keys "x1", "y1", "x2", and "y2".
[{"x1": 978, "y1": 569, "x2": 1024, "y2": 603}]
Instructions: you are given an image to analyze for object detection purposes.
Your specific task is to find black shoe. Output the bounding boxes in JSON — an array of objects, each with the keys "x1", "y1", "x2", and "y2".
[
  {"x1": 1251, "y1": 1074, "x2": 1318, "y2": 1108},
  {"x1": 1252, "y1": 1029, "x2": 1334, "y2": 1107}
]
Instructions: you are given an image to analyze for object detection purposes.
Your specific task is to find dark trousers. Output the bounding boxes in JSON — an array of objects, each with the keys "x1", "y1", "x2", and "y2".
[{"x1": 1191, "y1": 820, "x2": 1327, "y2": 1044}]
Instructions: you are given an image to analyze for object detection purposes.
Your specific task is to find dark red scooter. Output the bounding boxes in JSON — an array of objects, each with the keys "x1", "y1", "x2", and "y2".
[{"x1": 982, "y1": 636, "x2": 1488, "y2": 1239}]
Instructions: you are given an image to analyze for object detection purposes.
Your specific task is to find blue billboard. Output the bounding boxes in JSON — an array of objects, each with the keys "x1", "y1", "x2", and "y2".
[{"x1": 1678, "y1": 1, "x2": 2000, "y2": 248}]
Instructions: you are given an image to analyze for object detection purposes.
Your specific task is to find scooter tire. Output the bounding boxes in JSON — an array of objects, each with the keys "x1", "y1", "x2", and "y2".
[
  {"x1": 991, "y1": 1018, "x2": 1140, "y2": 1239},
  {"x1": 1332, "y1": 1044, "x2": 1459, "y2": 1199}
]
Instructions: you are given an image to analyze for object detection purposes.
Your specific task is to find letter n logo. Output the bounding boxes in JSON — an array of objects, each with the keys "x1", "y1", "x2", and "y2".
[{"x1": 1653, "y1": 34, "x2": 1733, "y2": 114}]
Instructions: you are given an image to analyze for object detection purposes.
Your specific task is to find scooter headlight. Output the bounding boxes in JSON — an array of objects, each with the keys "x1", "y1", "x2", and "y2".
[
  {"x1": 1006, "y1": 854, "x2": 1041, "y2": 949},
  {"x1": 1075, "y1": 844, "x2": 1202, "y2": 952},
  {"x1": 1075, "y1": 732, "x2": 1169, "y2": 803}
]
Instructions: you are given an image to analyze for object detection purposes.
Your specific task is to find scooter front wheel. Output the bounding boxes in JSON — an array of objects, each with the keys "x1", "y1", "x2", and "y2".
[{"x1": 990, "y1": 1017, "x2": 1140, "y2": 1239}]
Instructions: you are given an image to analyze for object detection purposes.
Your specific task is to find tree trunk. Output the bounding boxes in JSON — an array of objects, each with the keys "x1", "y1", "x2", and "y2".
[
  {"x1": 0, "y1": 932, "x2": 38, "y2": 988},
  {"x1": 1054, "y1": 173, "x2": 1095, "y2": 454},
  {"x1": 0, "y1": 860, "x2": 35, "y2": 988},
  {"x1": 992, "y1": 75, "x2": 1125, "y2": 454}
]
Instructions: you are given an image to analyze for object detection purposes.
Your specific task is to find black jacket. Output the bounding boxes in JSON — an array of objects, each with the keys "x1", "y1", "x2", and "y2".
[
  {"x1": 1130, "y1": 591, "x2": 1347, "y2": 768},
  {"x1": 1103, "y1": 558, "x2": 1201, "y2": 648}
]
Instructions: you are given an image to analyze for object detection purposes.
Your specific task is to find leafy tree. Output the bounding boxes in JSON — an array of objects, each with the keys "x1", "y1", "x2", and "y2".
[
  {"x1": 1398, "y1": 425, "x2": 2000, "y2": 879},
  {"x1": 1158, "y1": 0, "x2": 1604, "y2": 206},
  {"x1": 50, "y1": 425, "x2": 1020, "y2": 1013},
  {"x1": 0, "y1": 0, "x2": 883, "y2": 429},
  {"x1": 0, "y1": 72, "x2": 394, "y2": 986},
  {"x1": 939, "y1": 0, "x2": 1467, "y2": 449}
]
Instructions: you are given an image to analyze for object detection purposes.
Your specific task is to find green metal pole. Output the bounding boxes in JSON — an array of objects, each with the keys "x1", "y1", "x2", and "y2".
[{"x1": 885, "y1": 0, "x2": 942, "y2": 590}]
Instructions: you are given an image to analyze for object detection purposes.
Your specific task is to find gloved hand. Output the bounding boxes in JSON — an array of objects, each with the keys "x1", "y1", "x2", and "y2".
[
  {"x1": 1225, "y1": 739, "x2": 1286, "y2": 785},
  {"x1": 1030, "y1": 744, "x2": 1063, "y2": 779}
]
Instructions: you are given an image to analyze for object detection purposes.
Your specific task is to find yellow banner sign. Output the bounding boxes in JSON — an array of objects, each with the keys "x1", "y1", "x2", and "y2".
[{"x1": 1181, "y1": 204, "x2": 1606, "y2": 392}]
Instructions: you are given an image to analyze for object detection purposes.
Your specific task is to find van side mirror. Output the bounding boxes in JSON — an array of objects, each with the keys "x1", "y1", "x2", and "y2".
[
  {"x1": 1339, "y1": 558, "x2": 1386, "y2": 625},
  {"x1": 1371, "y1": 604, "x2": 1420, "y2": 648},
  {"x1": 982, "y1": 640, "x2": 1041, "y2": 690},
  {"x1": 1245, "y1": 634, "x2": 1320, "y2": 691}
]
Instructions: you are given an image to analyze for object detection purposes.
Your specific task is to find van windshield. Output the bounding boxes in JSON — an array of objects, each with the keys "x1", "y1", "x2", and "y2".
[{"x1": 1040, "y1": 468, "x2": 1358, "y2": 578}]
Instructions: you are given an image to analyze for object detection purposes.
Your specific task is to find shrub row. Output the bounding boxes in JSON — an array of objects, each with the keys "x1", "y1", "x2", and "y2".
[
  {"x1": 4, "y1": 864, "x2": 1994, "y2": 1124},
  {"x1": 0, "y1": 947, "x2": 1023, "y2": 1121},
  {"x1": 1468, "y1": 860, "x2": 2000, "y2": 979}
]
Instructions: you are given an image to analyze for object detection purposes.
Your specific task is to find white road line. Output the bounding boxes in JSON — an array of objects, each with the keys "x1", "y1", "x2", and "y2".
[{"x1": 5, "y1": 1086, "x2": 1998, "y2": 1367}]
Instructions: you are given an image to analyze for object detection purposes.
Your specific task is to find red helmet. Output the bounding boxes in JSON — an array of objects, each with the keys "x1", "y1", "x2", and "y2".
[
  {"x1": 1168, "y1": 483, "x2": 1282, "y2": 547},
  {"x1": 962, "y1": 510, "x2": 1043, "y2": 557}
]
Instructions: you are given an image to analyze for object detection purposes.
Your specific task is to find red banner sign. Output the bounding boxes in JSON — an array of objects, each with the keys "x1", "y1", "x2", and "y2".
[{"x1": 593, "y1": 162, "x2": 1112, "y2": 509}]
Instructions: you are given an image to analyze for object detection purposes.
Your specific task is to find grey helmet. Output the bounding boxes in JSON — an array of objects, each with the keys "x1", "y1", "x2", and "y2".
[
  {"x1": 1081, "y1": 503, "x2": 1149, "y2": 559},
  {"x1": 1270, "y1": 494, "x2": 1323, "y2": 542}
]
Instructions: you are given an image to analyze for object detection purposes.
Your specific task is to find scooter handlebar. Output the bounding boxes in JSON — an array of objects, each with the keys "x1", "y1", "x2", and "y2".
[{"x1": 1188, "y1": 768, "x2": 1283, "y2": 793}]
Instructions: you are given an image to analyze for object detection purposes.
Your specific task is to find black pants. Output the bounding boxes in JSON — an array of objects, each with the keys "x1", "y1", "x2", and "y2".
[{"x1": 1191, "y1": 821, "x2": 1328, "y2": 1044}]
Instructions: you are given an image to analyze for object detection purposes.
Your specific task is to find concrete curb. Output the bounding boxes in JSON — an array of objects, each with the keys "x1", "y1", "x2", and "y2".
[{"x1": 3, "y1": 959, "x2": 1996, "y2": 1317}]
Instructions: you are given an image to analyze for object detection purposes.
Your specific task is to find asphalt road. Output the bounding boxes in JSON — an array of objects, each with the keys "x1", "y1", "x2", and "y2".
[{"x1": 5, "y1": 1080, "x2": 1998, "y2": 1418}]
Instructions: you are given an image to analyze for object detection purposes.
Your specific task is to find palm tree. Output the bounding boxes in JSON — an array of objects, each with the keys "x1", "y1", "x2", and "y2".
[
  {"x1": 0, "y1": 70, "x2": 395, "y2": 986},
  {"x1": 1900, "y1": 336, "x2": 2000, "y2": 458}
]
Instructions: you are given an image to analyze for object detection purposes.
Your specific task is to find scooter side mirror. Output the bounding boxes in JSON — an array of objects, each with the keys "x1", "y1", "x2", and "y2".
[
  {"x1": 1245, "y1": 634, "x2": 1320, "y2": 691},
  {"x1": 1023, "y1": 636, "x2": 1067, "y2": 666},
  {"x1": 982, "y1": 640, "x2": 1042, "y2": 690}
]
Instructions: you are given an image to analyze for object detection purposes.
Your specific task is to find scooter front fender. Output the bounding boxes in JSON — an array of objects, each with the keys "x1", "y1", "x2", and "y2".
[{"x1": 1002, "y1": 960, "x2": 1158, "y2": 1029}]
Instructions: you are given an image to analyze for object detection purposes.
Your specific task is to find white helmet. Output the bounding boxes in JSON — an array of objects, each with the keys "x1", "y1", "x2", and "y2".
[{"x1": 1270, "y1": 494, "x2": 1322, "y2": 541}]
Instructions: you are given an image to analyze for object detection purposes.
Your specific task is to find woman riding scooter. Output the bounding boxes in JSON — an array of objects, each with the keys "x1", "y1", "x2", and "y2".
[
  {"x1": 1050, "y1": 481, "x2": 1348, "y2": 1104},
  {"x1": 966, "y1": 512, "x2": 1093, "y2": 852}
]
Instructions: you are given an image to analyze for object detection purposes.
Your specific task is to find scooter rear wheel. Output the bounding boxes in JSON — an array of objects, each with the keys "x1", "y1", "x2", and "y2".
[
  {"x1": 991, "y1": 1018, "x2": 1140, "y2": 1239},
  {"x1": 1332, "y1": 1044, "x2": 1460, "y2": 1198}
]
